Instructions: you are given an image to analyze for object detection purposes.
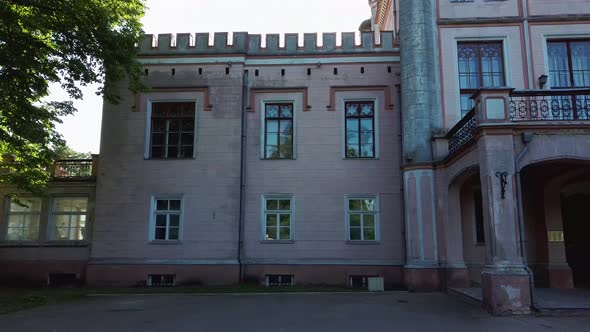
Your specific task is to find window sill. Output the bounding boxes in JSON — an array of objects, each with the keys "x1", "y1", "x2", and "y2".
[
  {"x1": 149, "y1": 240, "x2": 182, "y2": 245},
  {"x1": 346, "y1": 240, "x2": 381, "y2": 245},
  {"x1": 343, "y1": 157, "x2": 379, "y2": 160},
  {"x1": 260, "y1": 240, "x2": 294, "y2": 244}
]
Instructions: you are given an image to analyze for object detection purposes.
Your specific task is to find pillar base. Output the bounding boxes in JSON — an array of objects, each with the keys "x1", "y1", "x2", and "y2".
[
  {"x1": 547, "y1": 264, "x2": 574, "y2": 289},
  {"x1": 444, "y1": 267, "x2": 470, "y2": 288},
  {"x1": 404, "y1": 266, "x2": 441, "y2": 292},
  {"x1": 482, "y1": 267, "x2": 531, "y2": 316}
]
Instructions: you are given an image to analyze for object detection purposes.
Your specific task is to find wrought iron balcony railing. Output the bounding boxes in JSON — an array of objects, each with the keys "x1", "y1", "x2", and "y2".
[
  {"x1": 509, "y1": 89, "x2": 590, "y2": 121},
  {"x1": 446, "y1": 107, "x2": 478, "y2": 155},
  {"x1": 53, "y1": 159, "x2": 96, "y2": 180}
]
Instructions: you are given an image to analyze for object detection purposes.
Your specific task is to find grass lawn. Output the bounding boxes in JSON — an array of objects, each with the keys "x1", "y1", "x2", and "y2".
[{"x1": 0, "y1": 284, "x2": 363, "y2": 314}]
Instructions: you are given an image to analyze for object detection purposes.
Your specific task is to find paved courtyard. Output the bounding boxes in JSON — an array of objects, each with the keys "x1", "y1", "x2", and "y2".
[{"x1": 0, "y1": 292, "x2": 589, "y2": 331}]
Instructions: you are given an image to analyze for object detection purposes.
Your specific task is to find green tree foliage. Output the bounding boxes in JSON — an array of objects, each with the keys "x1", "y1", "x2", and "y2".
[{"x1": 0, "y1": 0, "x2": 145, "y2": 193}]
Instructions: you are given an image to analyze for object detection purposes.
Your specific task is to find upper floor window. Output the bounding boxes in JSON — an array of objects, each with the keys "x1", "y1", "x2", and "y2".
[
  {"x1": 457, "y1": 42, "x2": 505, "y2": 116},
  {"x1": 5, "y1": 198, "x2": 42, "y2": 241},
  {"x1": 151, "y1": 198, "x2": 182, "y2": 241},
  {"x1": 150, "y1": 102, "x2": 195, "y2": 159},
  {"x1": 346, "y1": 197, "x2": 379, "y2": 241},
  {"x1": 263, "y1": 103, "x2": 293, "y2": 160},
  {"x1": 345, "y1": 101, "x2": 375, "y2": 158},
  {"x1": 50, "y1": 197, "x2": 88, "y2": 241},
  {"x1": 263, "y1": 196, "x2": 293, "y2": 240},
  {"x1": 548, "y1": 40, "x2": 590, "y2": 88}
]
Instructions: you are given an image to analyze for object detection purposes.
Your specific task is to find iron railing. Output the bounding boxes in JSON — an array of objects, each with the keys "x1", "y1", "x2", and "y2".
[
  {"x1": 53, "y1": 159, "x2": 94, "y2": 180},
  {"x1": 447, "y1": 108, "x2": 478, "y2": 155},
  {"x1": 509, "y1": 89, "x2": 590, "y2": 121}
]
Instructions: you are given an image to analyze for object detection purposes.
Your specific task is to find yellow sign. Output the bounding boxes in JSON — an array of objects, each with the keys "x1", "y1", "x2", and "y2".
[{"x1": 547, "y1": 231, "x2": 564, "y2": 243}]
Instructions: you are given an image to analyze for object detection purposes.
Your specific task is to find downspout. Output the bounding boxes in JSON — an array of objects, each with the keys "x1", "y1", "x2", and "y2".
[
  {"x1": 514, "y1": 134, "x2": 536, "y2": 307},
  {"x1": 397, "y1": 84, "x2": 407, "y2": 267},
  {"x1": 521, "y1": 0, "x2": 534, "y2": 88},
  {"x1": 237, "y1": 69, "x2": 249, "y2": 282},
  {"x1": 392, "y1": 0, "x2": 398, "y2": 43}
]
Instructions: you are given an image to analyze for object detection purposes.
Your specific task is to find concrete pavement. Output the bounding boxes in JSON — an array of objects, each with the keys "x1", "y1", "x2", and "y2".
[{"x1": 1, "y1": 292, "x2": 589, "y2": 331}]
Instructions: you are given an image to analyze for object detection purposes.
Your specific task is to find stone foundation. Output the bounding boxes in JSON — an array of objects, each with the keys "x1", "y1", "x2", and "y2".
[
  {"x1": 403, "y1": 267, "x2": 442, "y2": 291},
  {"x1": 481, "y1": 269, "x2": 532, "y2": 315},
  {"x1": 444, "y1": 267, "x2": 470, "y2": 288},
  {"x1": 0, "y1": 261, "x2": 88, "y2": 286}
]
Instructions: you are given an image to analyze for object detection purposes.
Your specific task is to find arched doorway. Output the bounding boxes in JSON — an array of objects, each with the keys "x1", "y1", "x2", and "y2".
[{"x1": 561, "y1": 181, "x2": 590, "y2": 288}]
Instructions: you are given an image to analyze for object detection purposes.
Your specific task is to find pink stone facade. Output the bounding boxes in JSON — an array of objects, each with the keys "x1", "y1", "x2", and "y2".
[{"x1": 1, "y1": 0, "x2": 589, "y2": 316}]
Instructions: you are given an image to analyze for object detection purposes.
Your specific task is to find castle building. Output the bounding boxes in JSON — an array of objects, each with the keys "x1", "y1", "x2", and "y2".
[{"x1": 1, "y1": 0, "x2": 589, "y2": 315}]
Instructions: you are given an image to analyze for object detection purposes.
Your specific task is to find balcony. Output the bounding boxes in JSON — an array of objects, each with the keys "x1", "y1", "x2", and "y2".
[
  {"x1": 445, "y1": 88, "x2": 590, "y2": 157},
  {"x1": 52, "y1": 155, "x2": 98, "y2": 181}
]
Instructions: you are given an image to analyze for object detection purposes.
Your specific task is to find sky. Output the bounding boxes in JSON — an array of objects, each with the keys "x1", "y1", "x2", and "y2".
[{"x1": 53, "y1": 0, "x2": 370, "y2": 154}]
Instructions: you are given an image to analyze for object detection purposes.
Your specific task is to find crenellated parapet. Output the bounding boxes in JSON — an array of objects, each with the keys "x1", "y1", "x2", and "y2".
[{"x1": 138, "y1": 31, "x2": 398, "y2": 56}]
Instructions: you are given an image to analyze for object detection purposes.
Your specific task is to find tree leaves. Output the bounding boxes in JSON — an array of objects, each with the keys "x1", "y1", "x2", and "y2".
[{"x1": 0, "y1": 0, "x2": 146, "y2": 193}]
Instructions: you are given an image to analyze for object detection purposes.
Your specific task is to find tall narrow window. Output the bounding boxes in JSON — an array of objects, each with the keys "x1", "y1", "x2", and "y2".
[
  {"x1": 345, "y1": 101, "x2": 375, "y2": 158},
  {"x1": 150, "y1": 102, "x2": 195, "y2": 159},
  {"x1": 51, "y1": 197, "x2": 88, "y2": 241},
  {"x1": 263, "y1": 197, "x2": 292, "y2": 240},
  {"x1": 264, "y1": 103, "x2": 293, "y2": 159},
  {"x1": 548, "y1": 40, "x2": 590, "y2": 88},
  {"x1": 347, "y1": 197, "x2": 378, "y2": 241},
  {"x1": 457, "y1": 42, "x2": 505, "y2": 117},
  {"x1": 5, "y1": 198, "x2": 42, "y2": 241},
  {"x1": 473, "y1": 189, "x2": 485, "y2": 245},
  {"x1": 152, "y1": 198, "x2": 182, "y2": 241}
]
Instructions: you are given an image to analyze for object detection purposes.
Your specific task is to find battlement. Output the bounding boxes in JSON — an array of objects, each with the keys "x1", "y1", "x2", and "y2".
[{"x1": 138, "y1": 31, "x2": 398, "y2": 56}]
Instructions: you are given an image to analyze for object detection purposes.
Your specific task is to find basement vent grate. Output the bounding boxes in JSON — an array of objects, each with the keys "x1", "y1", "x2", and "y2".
[
  {"x1": 265, "y1": 274, "x2": 294, "y2": 287},
  {"x1": 147, "y1": 274, "x2": 176, "y2": 287}
]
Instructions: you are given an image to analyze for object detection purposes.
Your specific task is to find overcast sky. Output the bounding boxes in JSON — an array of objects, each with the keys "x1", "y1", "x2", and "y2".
[{"x1": 53, "y1": 0, "x2": 370, "y2": 153}]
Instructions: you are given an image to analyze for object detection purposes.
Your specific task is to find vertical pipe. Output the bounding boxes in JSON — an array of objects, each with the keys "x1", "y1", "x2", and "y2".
[
  {"x1": 521, "y1": 0, "x2": 534, "y2": 88},
  {"x1": 238, "y1": 69, "x2": 249, "y2": 282}
]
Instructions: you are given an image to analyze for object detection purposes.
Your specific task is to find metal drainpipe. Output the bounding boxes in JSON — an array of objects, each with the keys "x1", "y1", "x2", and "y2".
[
  {"x1": 514, "y1": 135, "x2": 536, "y2": 307},
  {"x1": 237, "y1": 69, "x2": 249, "y2": 282},
  {"x1": 392, "y1": 0, "x2": 398, "y2": 43},
  {"x1": 397, "y1": 84, "x2": 407, "y2": 267}
]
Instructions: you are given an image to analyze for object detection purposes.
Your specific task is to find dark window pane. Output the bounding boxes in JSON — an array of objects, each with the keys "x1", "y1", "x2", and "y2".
[
  {"x1": 155, "y1": 227, "x2": 166, "y2": 240},
  {"x1": 157, "y1": 200, "x2": 168, "y2": 210},
  {"x1": 350, "y1": 214, "x2": 361, "y2": 227},
  {"x1": 169, "y1": 133, "x2": 180, "y2": 145},
  {"x1": 151, "y1": 146, "x2": 165, "y2": 158},
  {"x1": 169, "y1": 215, "x2": 180, "y2": 227},
  {"x1": 350, "y1": 227, "x2": 361, "y2": 240},
  {"x1": 168, "y1": 227, "x2": 179, "y2": 240},
  {"x1": 349, "y1": 200, "x2": 361, "y2": 211},
  {"x1": 156, "y1": 214, "x2": 167, "y2": 227},
  {"x1": 152, "y1": 119, "x2": 166, "y2": 132},
  {"x1": 266, "y1": 214, "x2": 278, "y2": 227},
  {"x1": 152, "y1": 133, "x2": 165, "y2": 145},
  {"x1": 364, "y1": 214, "x2": 375, "y2": 227},
  {"x1": 180, "y1": 146, "x2": 193, "y2": 158},
  {"x1": 169, "y1": 120, "x2": 180, "y2": 131},
  {"x1": 278, "y1": 200, "x2": 290, "y2": 211},
  {"x1": 181, "y1": 133, "x2": 193, "y2": 145},
  {"x1": 167, "y1": 146, "x2": 178, "y2": 158},
  {"x1": 182, "y1": 119, "x2": 194, "y2": 131},
  {"x1": 266, "y1": 226, "x2": 277, "y2": 240},
  {"x1": 363, "y1": 227, "x2": 376, "y2": 240},
  {"x1": 279, "y1": 121, "x2": 292, "y2": 135},
  {"x1": 279, "y1": 227, "x2": 290, "y2": 240},
  {"x1": 266, "y1": 199, "x2": 278, "y2": 211},
  {"x1": 279, "y1": 214, "x2": 290, "y2": 227}
]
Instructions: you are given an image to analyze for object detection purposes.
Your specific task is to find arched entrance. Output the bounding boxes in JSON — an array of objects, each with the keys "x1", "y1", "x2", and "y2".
[{"x1": 520, "y1": 160, "x2": 590, "y2": 289}]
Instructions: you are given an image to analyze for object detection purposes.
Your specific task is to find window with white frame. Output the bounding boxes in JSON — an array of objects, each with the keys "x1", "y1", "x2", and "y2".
[
  {"x1": 151, "y1": 198, "x2": 182, "y2": 241},
  {"x1": 51, "y1": 197, "x2": 88, "y2": 241},
  {"x1": 5, "y1": 198, "x2": 42, "y2": 241},
  {"x1": 263, "y1": 197, "x2": 293, "y2": 240},
  {"x1": 347, "y1": 197, "x2": 378, "y2": 241},
  {"x1": 263, "y1": 103, "x2": 294, "y2": 160},
  {"x1": 149, "y1": 102, "x2": 196, "y2": 159}
]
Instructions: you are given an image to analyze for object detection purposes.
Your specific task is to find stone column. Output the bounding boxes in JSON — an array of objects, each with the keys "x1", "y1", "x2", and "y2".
[
  {"x1": 543, "y1": 176, "x2": 574, "y2": 288},
  {"x1": 399, "y1": 0, "x2": 444, "y2": 291},
  {"x1": 475, "y1": 90, "x2": 532, "y2": 315}
]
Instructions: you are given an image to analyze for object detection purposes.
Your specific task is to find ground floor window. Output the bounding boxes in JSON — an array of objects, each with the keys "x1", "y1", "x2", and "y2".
[
  {"x1": 151, "y1": 197, "x2": 182, "y2": 241},
  {"x1": 347, "y1": 197, "x2": 379, "y2": 241},
  {"x1": 263, "y1": 196, "x2": 293, "y2": 240},
  {"x1": 5, "y1": 198, "x2": 42, "y2": 241},
  {"x1": 51, "y1": 197, "x2": 88, "y2": 241}
]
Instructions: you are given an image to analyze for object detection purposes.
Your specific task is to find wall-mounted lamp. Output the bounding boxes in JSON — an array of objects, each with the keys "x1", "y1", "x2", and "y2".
[{"x1": 538, "y1": 74, "x2": 548, "y2": 89}]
